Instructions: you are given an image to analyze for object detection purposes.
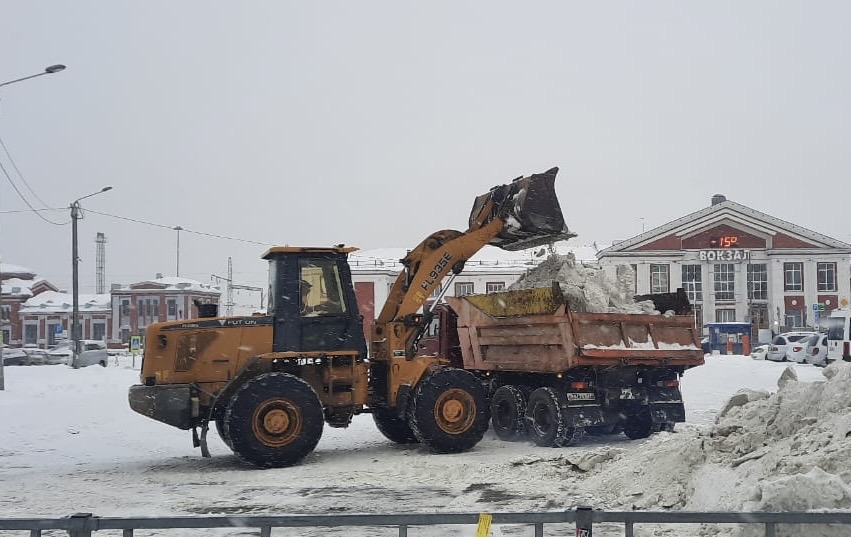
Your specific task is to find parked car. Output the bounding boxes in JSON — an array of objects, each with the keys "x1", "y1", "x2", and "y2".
[
  {"x1": 1, "y1": 347, "x2": 29, "y2": 366},
  {"x1": 701, "y1": 337, "x2": 710, "y2": 354},
  {"x1": 47, "y1": 342, "x2": 73, "y2": 365},
  {"x1": 766, "y1": 331, "x2": 817, "y2": 362},
  {"x1": 22, "y1": 347, "x2": 49, "y2": 366},
  {"x1": 803, "y1": 333, "x2": 830, "y2": 367},
  {"x1": 71, "y1": 340, "x2": 109, "y2": 368},
  {"x1": 750, "y1": 344, "x2": 769, "y2": 360}
]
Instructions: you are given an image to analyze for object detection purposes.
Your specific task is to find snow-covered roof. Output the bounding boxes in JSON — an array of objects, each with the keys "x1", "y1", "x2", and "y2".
[
  {"x1": 349, "y1": 243, "x2": 601, "y2": 275},
  {"x1": 119, "y1": 276, "x2": 219, "y2": 294},
  {"x1": 19, "y1": 291, "x2": 111, "y2": 314},
  {"x1": 599, "y1": 198, "x2": 851, "y2": 256},
  {"x1": 1, "y1": 278, "x2": 37, "y2": 298},
  {"x1": 0, "y1": 263, "x2": 35, "y2": 278}
]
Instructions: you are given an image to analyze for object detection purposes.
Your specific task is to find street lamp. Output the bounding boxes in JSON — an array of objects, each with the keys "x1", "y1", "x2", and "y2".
[
  {"x1": 173, "y1": 226, "x2": 183, "y2": 277},
  {"x1": 0, "y1": 63, "x2": 67, "y2": 390},
  {"x1": 0, "y1": 64, "x2": 66, "y2": 89},
  {"x1": 71, "y1": 186, "x2": 112, "y2": 368}
]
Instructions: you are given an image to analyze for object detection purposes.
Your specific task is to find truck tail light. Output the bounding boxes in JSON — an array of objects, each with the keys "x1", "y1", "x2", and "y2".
[
  {"x1": 845, "y1": 342, "x2": 850, "y2": 360},
  {"x1": 664, "y1": 380, "x2": 679, "y2": 388},
  {"x1": 570, "y1": 381, "x2": 589, "y2": 390}
]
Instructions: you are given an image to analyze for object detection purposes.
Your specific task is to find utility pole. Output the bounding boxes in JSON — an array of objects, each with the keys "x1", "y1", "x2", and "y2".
[
  {"x1": 211, "y1": 257, "x2": 265, "y2": 315},
  {"x1": 95, "y1": 232, "x2": 106, "y2": 294}
]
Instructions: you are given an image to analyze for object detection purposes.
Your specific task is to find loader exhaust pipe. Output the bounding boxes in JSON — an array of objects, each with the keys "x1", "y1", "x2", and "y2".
[{"x1": 470, "y1": 167, "x2": 576, "y2": 251}]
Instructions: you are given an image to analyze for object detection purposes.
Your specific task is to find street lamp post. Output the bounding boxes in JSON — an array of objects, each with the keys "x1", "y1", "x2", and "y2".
[
  {"x1": 0, "y1": 63, "x2": 67, "y2": 390},
  {"x1": 71, "y1": 187, "x2": 112, "y2": 368},
  {"x1": 174, "y1": 226, "x2": 183, "y2": 277}
]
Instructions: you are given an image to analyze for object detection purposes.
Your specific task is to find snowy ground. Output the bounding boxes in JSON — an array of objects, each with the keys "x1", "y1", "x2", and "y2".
[{"x1": 0, "y1": 355, "x2": 840, "y2": 536}]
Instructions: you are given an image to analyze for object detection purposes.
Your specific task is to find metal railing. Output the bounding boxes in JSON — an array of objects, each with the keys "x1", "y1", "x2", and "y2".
[{"x1": 2, "y1": 507, "x2": 851, "y2": 536}]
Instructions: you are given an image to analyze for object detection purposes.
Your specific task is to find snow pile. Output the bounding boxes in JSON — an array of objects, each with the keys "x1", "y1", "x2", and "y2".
[
  {"x1": 509, "y1": 253, "x2": 657, "y2": 314},
  {"x1": 572, "y1": 361, "x2": 851, "y2": 536}
]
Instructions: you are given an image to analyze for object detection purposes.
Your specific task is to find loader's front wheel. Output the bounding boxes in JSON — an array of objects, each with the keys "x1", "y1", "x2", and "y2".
[
  {"x1": 526, "y1": 387, "x2": 577, "y2": 447},
  {"x1": 407, "y1": 368, "x2": 489, "y2": 453},
  {"x1": 215, "y1": 416, "x2": 233, "y2": 449},
  {"x1": 373, "y1": 407, "x2": 419, "y2": 444},
  {"x1": 225, "y1": 372, "x2": 324, "y2": 467},
  {"x1": 490, "y1": 385, "x2": 527, "y2": 441}
]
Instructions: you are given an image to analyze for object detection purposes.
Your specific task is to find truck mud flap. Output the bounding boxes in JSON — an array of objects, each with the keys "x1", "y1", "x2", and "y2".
[
  {"x1": 129, "y1": 384, "x2": 193, "y2": 430},
  {"x1": 648, "y1": 401, "x2": 686, "y2": 424},
  {"x1": 563, "y1": 404, "x2": 605, "y2": 428}
]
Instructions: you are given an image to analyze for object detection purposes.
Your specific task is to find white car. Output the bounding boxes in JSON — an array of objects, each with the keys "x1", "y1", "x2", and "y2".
[
  {"x1": 47, "y1": 342, "x2": 73, "y2": 365},
  {"x1": 55, "y1": 340, "x2": 109, "y2": 368},
  {"x1": 750, "y1": 345, "x2": 769, "y2": 360},
  {"x1": 803, "y1": 334, "x2": 830, "y2": 367},
  {"x1": 767, "y1": 332, "x2": 817, "y2": 362}
]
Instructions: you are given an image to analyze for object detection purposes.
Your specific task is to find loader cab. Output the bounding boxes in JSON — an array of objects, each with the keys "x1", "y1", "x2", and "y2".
[{"x1": 263, "y1": 246, "x2": 367, "y2": 357}]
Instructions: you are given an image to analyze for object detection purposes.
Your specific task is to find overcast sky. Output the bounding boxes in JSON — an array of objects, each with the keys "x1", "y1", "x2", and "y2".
[{"x1": 1, "y1": 2, "x2": 849, "y2": 303}]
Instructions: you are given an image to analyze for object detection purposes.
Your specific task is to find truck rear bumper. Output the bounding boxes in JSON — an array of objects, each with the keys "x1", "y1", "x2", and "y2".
[{"x1": 128, "y1": 384, "x2": 194, "y2": 430}]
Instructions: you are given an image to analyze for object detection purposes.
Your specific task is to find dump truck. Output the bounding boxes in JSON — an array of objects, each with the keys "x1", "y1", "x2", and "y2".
[
  {"x1": 420, "y1": 285, "x2": 704, "y2": 446},
  {"x1": 128, "y1": 167, "x2": 575, "y2": 467}
]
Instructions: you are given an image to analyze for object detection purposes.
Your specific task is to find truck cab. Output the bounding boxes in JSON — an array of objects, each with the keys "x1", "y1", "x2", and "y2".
[{"x1": 826, "y1": 309, "x2": 851, "y2": 363}]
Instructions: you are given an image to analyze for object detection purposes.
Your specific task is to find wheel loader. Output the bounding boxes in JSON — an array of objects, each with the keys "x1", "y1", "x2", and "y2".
[{"x1": 128, "y1": 167, "x2": 575, "y2": 467}]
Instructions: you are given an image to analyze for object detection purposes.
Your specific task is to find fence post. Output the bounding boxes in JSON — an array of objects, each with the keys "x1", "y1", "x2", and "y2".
[
  {"x1": 575, "y1": 506, "x2": 593, "y2": 537},
  {"x1": 66, "y1": 513, "x2": 96, "y2": 537}
]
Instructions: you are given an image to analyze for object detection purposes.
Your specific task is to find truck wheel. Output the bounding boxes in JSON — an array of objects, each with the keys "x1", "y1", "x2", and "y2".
[
  {"x1": 225, "y1": 372, "x2": 324, "y2": 467},
  {"x1": 490, "y1": 385, "x2": 527, "y2": 441},
  {"x1": 623, "y1": 411, "x2": 653, "y2": 440},
  {"x1": 407, "y1": 368, "x2": 489, "y2": 454},
  {"x1": 373, "y1": 407, "x2": 419, "y2": 444},
  {"x1": 526, "y1": 387, "x2": 577, "y2": 447}
]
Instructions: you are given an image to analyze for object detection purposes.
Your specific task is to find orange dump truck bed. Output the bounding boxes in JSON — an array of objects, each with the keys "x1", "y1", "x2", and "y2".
[{"x1": 445, "y1": 286, "x2": 705, "y2": 373}]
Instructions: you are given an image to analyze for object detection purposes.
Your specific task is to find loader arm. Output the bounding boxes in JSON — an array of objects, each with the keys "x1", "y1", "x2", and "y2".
[{"x1": 371, "y1": 167, "x2": 575, "y2": 361}]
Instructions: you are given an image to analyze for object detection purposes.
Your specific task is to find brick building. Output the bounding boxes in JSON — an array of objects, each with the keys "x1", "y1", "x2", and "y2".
[
  {"x1": 109, "y1": 275, "x2": 220, "y2": 346},
  {"x1": 596, "y1": 195, "x2": 851, "y2": 343},
  {"x1": 18, "y1": 291, "x2": 111, "y2": 348},
  {"x1": 0, "y1": 264, "x2": 59, "y2": 346}
]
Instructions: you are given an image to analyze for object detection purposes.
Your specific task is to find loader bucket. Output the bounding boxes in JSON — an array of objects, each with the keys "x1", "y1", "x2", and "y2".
[{"x1": 469, "y1": 167, "x2": 576, "y2": 251}]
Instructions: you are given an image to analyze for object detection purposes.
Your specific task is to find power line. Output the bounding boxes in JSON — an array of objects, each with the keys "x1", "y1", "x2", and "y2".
[
  {"x1": 0, "y1": 130, "x2": 53, "y2": 208},
  {"x1": 0, "y1": 160, "x2": 68, "y2": 225},
  {"x1": 83, "y1": 209, "x2": 275, "y2": 245}
]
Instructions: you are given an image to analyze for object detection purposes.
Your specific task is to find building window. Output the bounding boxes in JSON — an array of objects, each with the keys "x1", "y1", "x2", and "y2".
[
  {"x1": 750, "y1": 304, "x2": 769, "y2": 330},
  {"x1": 47, "y1": 324, "x2": 60, "y2": 346},
  {"x1": 747, "y1": 264, "x2": 768, "y2": 300},
  {"x1": 0, "y1": 305, "x2": 10, "y2": 321},
  {"x1": 714, "y1": 264, "x2": 735, "y2": 302},
  {"x1": 24, "y1": 324, "x2": 37, "y2": 345},
  {"x1": 785, "y1": 309, "x2": 804, "y2": 328},
  {"x1": 167, "y1": 298, "x2": 178, "y2": 318},
  {"x1": 455, "y1": 282, "x2": 474, "y2": 296},
  {"x1": 650, "y1": 264, "x2": 669, "y2": 294},
  {"x1": 681, "y1": 265, "x2": 702, "y2": 303},
  {"x1": 784, "y1": 262, "x2": 803, "y2": 292},
  {"x1": 430, "y1": 284, "x2": 442, "y2": 299},
  {"x1": 715, "y1": 309, "x2": 736, "y2": 322},
  {"x1": 630, "y1": 264, "x2": 638, "y2": 295},
  {"x1": 693, "y1": 304, "x2": 703, "y2": 334},
  {"x1": 486, "y1": 282, "x2": 506, "y2": 293},
  {"x1": 120, "y1": 328, "x2": 130, "y2": 345},
  {"x1": 152, "y1": 299, "x2": 160, "y2": 323},
  {"x1": 92, "y1": 323, "x2": 106, "y2": 341},
  {"x1": 1, "y1": 329, "x2": 9, "y2": 345},
  {"x1": 818, "y1": 262, "x2": 837, "y2": 292}
]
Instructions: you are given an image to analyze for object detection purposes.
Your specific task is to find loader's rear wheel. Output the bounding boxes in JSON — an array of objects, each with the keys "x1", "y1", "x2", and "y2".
[
  {"x1": 407, "y1": 368, "x2": 489, "y2": 454},
  {"x1": 623, "y1": 411, "x2": 653, "y2": 440},
  {"x1": 526, "y1": 387, "x2": 577, "y2": 447},
  {"x1": 372, "y1": 407, "x2": 419, "y2": 444},
  {"x1": 225, "y1": 372, "x2": 324, "y2": 467},
  {"x1": 490, "y1": 385, "x2": 528, "y2": 441}
]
